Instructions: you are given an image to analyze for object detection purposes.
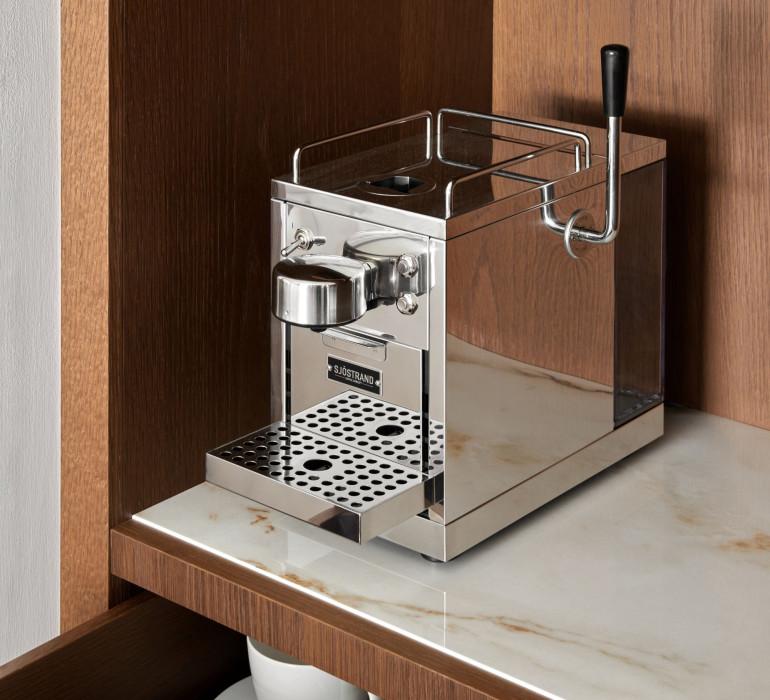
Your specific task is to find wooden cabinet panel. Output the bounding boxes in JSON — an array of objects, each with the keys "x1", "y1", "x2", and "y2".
[
  {"x1": 0, "y1": 592, "x2": 247, "y2": 699},
  {"x1": 63, "y1": 0, "x2": 492, "y2": 627},
  {"x1": 105, "y1": 0, "x2": 492, "y2": 532}
]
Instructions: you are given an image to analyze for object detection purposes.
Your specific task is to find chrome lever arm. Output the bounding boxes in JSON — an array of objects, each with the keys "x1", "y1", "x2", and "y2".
[{"x1": 563, "y1": 45, "x2": 629, "y2": 258}]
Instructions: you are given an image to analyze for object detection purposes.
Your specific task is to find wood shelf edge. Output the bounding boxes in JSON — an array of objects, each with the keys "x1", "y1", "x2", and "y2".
[{"x1": 110, "y1": 519, "x2": 544, "y2": 700}]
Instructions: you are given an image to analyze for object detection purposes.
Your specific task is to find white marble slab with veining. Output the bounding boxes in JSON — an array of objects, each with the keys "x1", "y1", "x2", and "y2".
[{"x1": 135, "y1": 408, "x2": 770, "y2": 699}]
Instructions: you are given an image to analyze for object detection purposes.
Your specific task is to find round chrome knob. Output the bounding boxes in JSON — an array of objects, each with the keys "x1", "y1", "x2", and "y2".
[
  {"x1": 396, "y1": 293, "x2": 418, "y2": 315},
  {"x1": 272, "y1": 255, "x2": 371, "y2": 328},
  {"x1": 396, "y1": 254, "x2": 418, "y2": 278}
]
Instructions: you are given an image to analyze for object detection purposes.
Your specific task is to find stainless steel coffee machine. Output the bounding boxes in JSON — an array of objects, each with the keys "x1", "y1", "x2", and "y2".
[{"x1": 207, "y1": 46, "x2": 666, "y2": 560}]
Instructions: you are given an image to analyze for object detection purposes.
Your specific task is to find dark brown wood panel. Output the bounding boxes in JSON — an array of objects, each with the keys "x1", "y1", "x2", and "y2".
[
  {"x1": 61, "y1": 0, "x2": 110, "y2": 631},
  {"x1": 400, "y1": 1, "x2": 493, "y2": 115},
  {"x1": 105, "y1": 0, "x2": 492, "y2": 608},
  {"x1": 111, "y1": 521, "x2": 542, "y2": 700},
  {"x1": 0, "y1": 592, "x2": 248, "y2": 699},
  {"x1": 493, "y1": 0, "x2": 770, "y2": 429},
  {"x1": 61, "y1": 0, "x2": 492, "y2": 623}
]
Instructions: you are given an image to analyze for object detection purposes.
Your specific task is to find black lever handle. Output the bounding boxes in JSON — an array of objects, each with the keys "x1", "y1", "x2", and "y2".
[{"x1": 601, "y1": 44, "x2": 629, "y2": 117}]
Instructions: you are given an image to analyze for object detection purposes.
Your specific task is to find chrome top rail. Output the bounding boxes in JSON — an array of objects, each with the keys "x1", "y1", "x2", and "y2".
[
  {"x1": 292, "y1": 111, "x2": 433, "y2": 184},
  {"x1": 443, "y1": 137, "x2": 582, "y2": 219},
  {"x1": 437, "y1": 108, "x2": 591, "y2": 170}
]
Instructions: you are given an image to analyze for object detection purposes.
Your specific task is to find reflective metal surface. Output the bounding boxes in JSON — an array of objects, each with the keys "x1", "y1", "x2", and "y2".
[
  {"x1": 381, "y1": 404, "x2": 663, "y2": 561},
  {"x1": 320, "y1": 328, "x2": 387, "y2": 362},
  {"x1": 436, "y1": 107, "x2": 592, "y2": 168},
  {"x1": 564, "y1": 116, "x2": 622, "y2": 258},
  {"x1": 206, "y1": 421, "x2": 433, "y2": 544},
  {"x1": 280, "y1": 227, "x2": 326, "y2": 257},
  {"x1": 215, "y1": 97, "x2": 665, "y2": 559},
  {"x1": 292, "y1": 390, "x2": 444, "y2": 475},
  {"x1": 285, "y1": 205, "x2": 429, "y2": 349},
  {"x1": 270, "y1": 198, "x2": 286, "y2": 422},
  {"x1": 343, "y1": 231, "x2": 428, "y2": 300},
  {"x1": 289, "y1": 327, "x2": 422, "y2": 420},
  {"x1": 273, "y1": 107, "x2": 664, "y2": 241},
  {"x1": 442, "y1": 136, "x2": 584, "y2": 219},
  {"x1": 396, "y1": 293, "x2": 418, "y2": 315},
  {"x1": 292, "y1": 111, "x2": 432, "y2": 184},
  {"x1": 272, "y1": 254, "x2": 373, "y2": 328},
  {"x1": 442, "y1": 334, "x2": 613, "y2": 522}
]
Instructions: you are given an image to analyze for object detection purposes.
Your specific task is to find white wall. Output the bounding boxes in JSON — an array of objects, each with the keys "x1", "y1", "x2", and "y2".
[{"x1": 0, "y1": 0, "x2": 60, "y2": 665}]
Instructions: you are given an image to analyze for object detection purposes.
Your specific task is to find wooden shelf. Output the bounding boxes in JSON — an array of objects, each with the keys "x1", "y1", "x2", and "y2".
[
  {"x1": 111, "y1": 520, "x2": 540, "y2": 700},
  {"x1": 0, "y1": 592, "x2": 247, "y2": 699}
]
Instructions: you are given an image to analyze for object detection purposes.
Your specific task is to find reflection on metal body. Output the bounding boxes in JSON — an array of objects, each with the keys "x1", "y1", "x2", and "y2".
[
  {"x1": 443, "y1": 137, "x2": 584, "y2": 218},
  {"x1": 436, "y1": 108, "x2": 622, "y2": 257},
  {"x1": 270, "y1": 198, "x2": 286, "y2": 423},
  {"x1": 321, "y1": 328, "x2": 387, "y2": 362},
  {"x1": 208, "y1": 101, "x2": 665, "y2": 560},
  {"x1": 436, "y1": 107, "x2": 592, "y2": 169},
  {"x1": 575, "y1": 117, "x2": 621, "y2": 245},
  {"x1": 381, "y1": 404, "x2": 664, "y2": 561},
  {"x1": 343, "y1": 232, "x2": 428, "y2": 300},
  {"x1": 285, "y1": 205, "x2": 429, "y2": 350},
  {"x1": 280, "y1": 227, "x2": 326, "y2": 257},
  {"x1": 442, "y1": 335, "x2": 614, "y2": 522},
  {"x1": 290, "y1": 327, "x2": 422, "y2": 418}
]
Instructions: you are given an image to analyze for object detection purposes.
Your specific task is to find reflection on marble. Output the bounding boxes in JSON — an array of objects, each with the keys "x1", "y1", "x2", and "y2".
[
  {"x1": 135, "y1": 408, "x2": 770, "y2": 699},
  {"x1": 444, "y1": 335, "x2": 614, "y2": 520}
]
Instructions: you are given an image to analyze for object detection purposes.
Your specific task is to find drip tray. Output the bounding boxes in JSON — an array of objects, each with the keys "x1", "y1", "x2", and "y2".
[
  {"x1": 206, "y1": 421, "x2": 433, "y2": 544},
  {"x1": 291, "y1": 391, "x2": 444, "y2": 474}
]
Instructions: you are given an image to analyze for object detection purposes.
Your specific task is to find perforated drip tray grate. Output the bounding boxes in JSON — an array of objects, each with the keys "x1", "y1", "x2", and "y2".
[
  {"x1": 291, "y1": 391, "x2": 444, "y2": 473},
  {"x1": 206, "y1": 414, "x2": 436, "y2": 544}
]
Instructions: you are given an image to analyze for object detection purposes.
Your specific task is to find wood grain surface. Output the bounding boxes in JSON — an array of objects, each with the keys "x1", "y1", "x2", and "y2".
[
  {"x1": 0, "y1": 592, "x2": 248, "y2": 699},
  {"x1": 493, "y1": 0, "x2": 770, "y2": 429},
  {"x1": 62, "y1": 0, "x2": 492, "y2": 626},
  {"x1": 61, "y1": 0, "x2": 110, "y2": 631},
  {"x1": 103, "y1": 0, "x2": 492, "y2": 609},
  {"x1": 399, "y1": 1, "x2": 493, "y2": 115},
  {"x1": 447, "y1": 146, "x2": 663, "y2": 389},
  {"x1": 111, "y1": 520, "x2": 543, "y2": 700},
  {"x1": 448, "y1": 180, "x2": 615, "y2": 385}
]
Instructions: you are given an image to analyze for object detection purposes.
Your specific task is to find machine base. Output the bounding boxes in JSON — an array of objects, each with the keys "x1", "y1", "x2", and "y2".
[{"x1": 380, "y1": 404, "x2": 664, "y2": 561}]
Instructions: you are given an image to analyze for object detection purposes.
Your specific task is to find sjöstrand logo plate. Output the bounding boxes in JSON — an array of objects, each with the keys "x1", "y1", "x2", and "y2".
[{"x1": 327, "y1": 355, "x2": 382, "y2": 395}]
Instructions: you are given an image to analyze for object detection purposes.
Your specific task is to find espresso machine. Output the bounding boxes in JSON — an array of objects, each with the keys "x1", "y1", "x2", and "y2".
[{"x1": 207, "y1": 46, "x2": 666, "y2": 560}]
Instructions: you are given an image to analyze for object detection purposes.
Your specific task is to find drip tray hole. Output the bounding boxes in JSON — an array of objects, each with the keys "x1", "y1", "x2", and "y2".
[
  {"x1": 375, "y1": 424, "x2": 405, "y2": 437},
  {"x1": 304, "y1": 458, "x2": 333, "y2": 471}
]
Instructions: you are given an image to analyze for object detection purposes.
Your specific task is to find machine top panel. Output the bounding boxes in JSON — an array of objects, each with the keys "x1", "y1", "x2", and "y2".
[{"x1": 272, "y1": 112, "x2": 665, "y2": 239}]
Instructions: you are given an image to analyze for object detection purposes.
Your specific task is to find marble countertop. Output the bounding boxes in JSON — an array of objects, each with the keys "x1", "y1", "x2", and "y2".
[{"x1": 135, "y1": 407, "x2": 770, "y2": 699}]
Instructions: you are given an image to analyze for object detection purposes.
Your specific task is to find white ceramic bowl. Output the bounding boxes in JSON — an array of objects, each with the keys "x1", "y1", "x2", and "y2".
[{"x1": 246, "y1": 637, "x2": 371, "y2": 700}]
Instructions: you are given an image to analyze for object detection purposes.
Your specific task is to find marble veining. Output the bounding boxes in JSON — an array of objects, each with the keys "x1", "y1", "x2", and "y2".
[
  {"x1": 134, "y1": 407, "x2": 770, "y2": 699},
  {"x1": 443, "y1": 335, "x2": 615, "y2": 520}
]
